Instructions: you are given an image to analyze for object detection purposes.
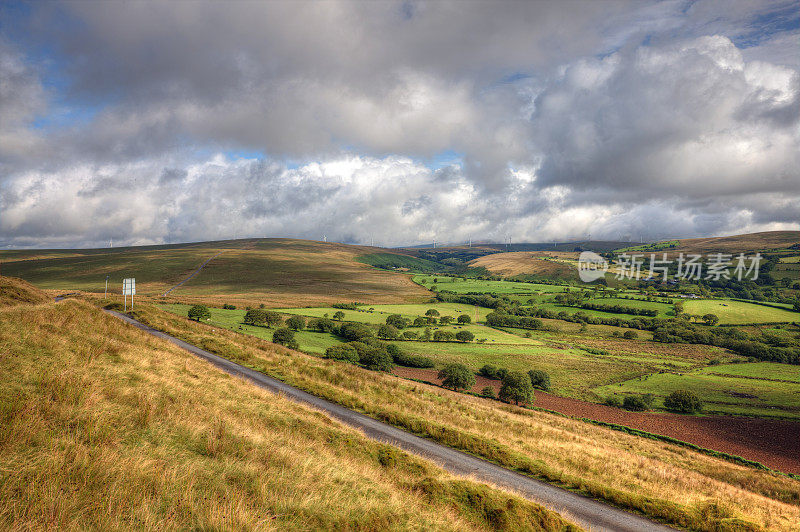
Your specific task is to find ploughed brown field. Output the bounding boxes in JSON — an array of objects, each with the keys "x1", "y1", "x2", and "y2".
[{"x1": 393, "y1": 366, "x2": 800, "y2": 475}]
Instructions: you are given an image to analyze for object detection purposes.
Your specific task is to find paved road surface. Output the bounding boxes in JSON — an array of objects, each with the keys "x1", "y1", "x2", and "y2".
[{"x1": 106, "y1": 310, "x2": 676, "y2": 532}]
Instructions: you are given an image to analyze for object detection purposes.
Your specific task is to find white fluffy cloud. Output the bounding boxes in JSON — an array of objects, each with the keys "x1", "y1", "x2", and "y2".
[{"x1": 0, "y1": 1, "x2": 798, "y2": 248}]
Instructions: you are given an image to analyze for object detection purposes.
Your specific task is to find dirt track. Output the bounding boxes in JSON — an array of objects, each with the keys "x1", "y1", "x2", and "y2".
[{"x1": 393, "y1": 367, "x2": 800, "y2": 475}]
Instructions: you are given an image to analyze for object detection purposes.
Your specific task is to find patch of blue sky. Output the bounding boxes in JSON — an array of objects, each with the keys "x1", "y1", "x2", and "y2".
[
  {"x1": 426, "y1": 149, "x2": 463, "y2": 170},
  {"x1": 733, "y1": 3, "x2": 800, "y2": 49}
]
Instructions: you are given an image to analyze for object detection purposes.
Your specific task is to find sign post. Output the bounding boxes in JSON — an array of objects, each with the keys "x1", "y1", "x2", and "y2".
[{"x1": 123, "y1": 278, "x2": 136, "y2": 311}]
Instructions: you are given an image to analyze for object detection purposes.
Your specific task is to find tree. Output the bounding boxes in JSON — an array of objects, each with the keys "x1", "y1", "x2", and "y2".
[
  {"x1": 623, "y1": 330, "x2": 639, "y2": 339},
  {"x1": 622, "y1": 395, "x2": 648, "y2": 411},
  {"x1": 377, "y1": 324, "x2": 400, "y2": 339},
  {"x1": 794, "y1": 299, "x2": 800, "y2": 312},
  {"x1": 421, "y1": 327, "x2": 432, "y2": 341},
  {"x1": 309, "y1": 317, "x2": 335, "y2": 332},
  {"x1": 439, "y1": 315, "x2": 454, "y2": 325},
  {"x1": 478, "y1": 365, "x2": 501, "y2": 379},
  {"x1": 702, "y1": 313, "x2": 719, "y2": 326},
  {"x1": 385, "y1": 314, "x2": 410, "y2": 329},
  {"x1": 285, "y1": 315, "x2": 306, "y2": 331},
  {"x1": 222, "y1": 303, "x2": 236, "y2": 310},
  {"x1": 480, "y1": 387, "x2": 496, "y2": 399},
  {"x1": 243, "y1": 309, "x2": 267, "y2": 326},
  {"x1": 527, "y1": 369, "x2": 550, "y2": 391},
  {"x1": 324, "y1": 344, "x2": 359, "y2": 363},
  {"x1": 457, "y1": 314, "x2": 471, "y2": 324},
  {"x1": 425, "y1": 309, "x2": 440, "y2": 317},
  {"x1": 264, "y1": 311, "x2": 283, "y2": 328},
  {"x1": 432, "y1": 330, "x2": 455, "y2": 342},
  {"x1": 455, "y1": 330, "x2": 475, "y2": 342},
  {"x1": 332, "y1": 310, "x2": 346, "y2": 321},
  {"x1": 664, "y1": 390, "x2": 702, "y2": 413},
  {"x1": 360, "y1": 347, "x2": 393, "y2": 371},
  {"x1": 272, "y1": 328, "x2": 298, "y2": 349},
  {"x1": 438, "y1": 363, "x2": 475, "y2": 391},
  {"x1": 188, "y1": 305, "x2": 210, "y2": 322},
  {"x1": 412, "y1": 316, "x2": 428, "y2": 327},
  {"x1": 338, "y1": 322, "x2": 374, "y2": 341},
  {"x1": 499, "y1": 371, "x2": 533, "y2": 405}
]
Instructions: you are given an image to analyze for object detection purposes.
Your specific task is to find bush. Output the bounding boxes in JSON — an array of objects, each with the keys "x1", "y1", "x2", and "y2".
[
  {"x1": 622, "y1": 395, "x2": 649, "y2": 411},
  {"x1": 439, "y1": 316, "x2": 454, "y2": 325},
  {"x1": 377, "y1": 324, "x2": 400, "y2": 339},
  {"x1": 605, "y1": 395, "x2": 623, "y2": 408},
  {"x1": 385, "y1": 314, "x2": 410, "y2": 329},
  {"x1": 360, "y1": 347, "x2": 393, "y2": 371},
  {"x1": 402, "y1": 331, "x2": 419, "y2": 340},
  {"x1": 243, "y1": 309, "x2": 267, "y2": 326},
  {"x1": 432, "y1": 330, "x2": 455, "y2": 342},
  {"x1": 392, "y1": 352, "x2": 435, "y2": 368},
  {"x1": 527, "y1": 370, "x2": 550, "y2": 391},
  {"x1": 338, "y1": 322, "x2": 374, "y2": 341},
  {"x1": 272, "y1": 328, "x2": 298, "y2": 349},
  {"x1": 188, "y1": 305, "x2": 211, "y2": 322},
  {"x1": 222, "y1": 303, "x2": 236, "y2": 310},
  {"x1": 455, "y1": 330, "x2": 475, "y2": 342},
  {"x1": 480, "y1": 386, "x2": 496, "y2": 399},
  {"x1": 664, "y1": 389, "x2": 703, "y2": 413},
  {"x1": 425, "y1": 309, "x2": 440, "y2": 317},
  {"x1": 457, "y1": 314, "x2": 471, "y2": 324},
  {"x1": 499, "y1": 371, "x2": 533, "y2": 405},
  {"x1": 264, "y1": 311, "x2": 283, "y2": 327},
  {"x1": 324, "y1": 345, "x2": 359, "y2": 363},
  {"x1": 332, "y1": 311, "x2": 346, "y2": 320},
  {"x1": 438, "y1": 363, "x2": 476, "y2": 391},
  {"x1": 623, "y1": 330, "x2": 639, "y2": 340},
  {"x1": 309, "y1": 317, "x2": 335, "y2": 332},
  {"x1": 285, "y1": 315, "x2": 306, "y2": 331},
  {"x1": 478, "y1": 365, "x2": 502, "y2": 379}
]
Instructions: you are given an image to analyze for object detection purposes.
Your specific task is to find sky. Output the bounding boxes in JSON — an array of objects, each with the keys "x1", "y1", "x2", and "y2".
[{"x1": 0, "y1": 0, "x2": 798, "y2": 249}]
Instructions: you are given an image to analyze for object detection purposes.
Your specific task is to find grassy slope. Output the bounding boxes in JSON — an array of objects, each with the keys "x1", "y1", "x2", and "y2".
[
  {"x1": 594, "y1": 361, "x2": 800, "y2": 419},
  {"x1": 0, "y1": 239, "x2": 430, "y2": 307},
  {"x1": 0, "y1": 276, "x2": 51, "y2": 306},
  {"x1": 684, "y1": 299, "x2": 799, "y2": 324},
  {"x1": 128, "y1": 301, "x2": 800, "y2": 531},
  {"x1": 631, "y1": 231, "x2": 800, "y2": 256},
  {"x1": 0, "y1": 299, "x2": 575, "y2": 531},
  {"x1": 468, "y1": 252, "x2": 577, "y2": 278}
]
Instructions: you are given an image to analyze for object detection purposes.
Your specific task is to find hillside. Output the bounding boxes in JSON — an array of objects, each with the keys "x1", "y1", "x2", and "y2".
[
  {"x1": 618, "y1": 231, "x2": 799, "y2": 255},
  {"x1": 0, "y1": 239, "x2": 429, "y2": 307},
  {"x1": 468, "y1": 252, "x2": 577, "y2": 278},
  {"x1": 0, "y1": 276, "x2": 51, "y2": 306},
  {"x1": 0, "y1": 299, "x2": 574, "y2": 531}
]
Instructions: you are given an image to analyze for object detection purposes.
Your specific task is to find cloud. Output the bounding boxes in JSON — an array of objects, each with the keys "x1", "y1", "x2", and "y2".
[{"x1": 0, "y1": 1, "x2": 798, "y2": 248}]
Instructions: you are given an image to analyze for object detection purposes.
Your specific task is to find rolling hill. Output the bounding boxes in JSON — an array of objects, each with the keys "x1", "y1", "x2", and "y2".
[
  {"x1": 0, "y1": 239, "x2": 430, "y2": 307},
  {"x1": 617, "y1": 231, "x2": 799, "y2": 256},
  {"x1": 468, "y1": 251, "x2": 577, "y2": 278}
]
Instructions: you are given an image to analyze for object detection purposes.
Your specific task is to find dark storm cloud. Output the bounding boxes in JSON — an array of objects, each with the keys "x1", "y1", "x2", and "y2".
[{"x1": 0, "y1": 0, "x2": 798, "y2": 248}]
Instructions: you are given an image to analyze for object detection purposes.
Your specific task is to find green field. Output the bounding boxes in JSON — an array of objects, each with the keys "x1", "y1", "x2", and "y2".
[
  {"x1": 594, "y1": 362, "x2": 800, "y2": 419},
  {"x1": 413, "y1": 275, "x2": 573, "y2": 294},
  {"x1": 684, "y1": 299, "x2": 798, "y2": 324}
]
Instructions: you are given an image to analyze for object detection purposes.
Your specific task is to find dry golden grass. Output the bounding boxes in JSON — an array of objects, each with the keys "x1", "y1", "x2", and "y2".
[
  {"x1": 469, "y1": 252, "x2": 576, "y2": 278},
  {"x1": 129, "y1": 302, "x2": 800, "y2": 532},
  {"x1": 0, "y1": 300, "x2": 577, "y2": 531},
  {"x1": 0, "y1": 276, "x2": 51, "y2": 307}
]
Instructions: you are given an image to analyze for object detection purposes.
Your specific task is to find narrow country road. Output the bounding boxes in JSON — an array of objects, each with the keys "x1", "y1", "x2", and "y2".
[{"x1": 106, "y1": 310, "x2": 676, "y2": 532}]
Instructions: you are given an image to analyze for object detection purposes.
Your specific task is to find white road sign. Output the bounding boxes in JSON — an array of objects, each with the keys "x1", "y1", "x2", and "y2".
[{"x1": 123, "y1": 278, "x2": 136, "y2": 295}]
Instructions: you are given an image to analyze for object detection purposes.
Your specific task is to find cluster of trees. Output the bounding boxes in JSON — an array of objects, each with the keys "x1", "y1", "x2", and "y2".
[
  {"x1": 331, "y1": 302, "x2": 360, "y2": 310},
  {"x1": 653, "y1": 322, "x2": 800, "y2": 364},
  {"x1": 577, "y1": 302, "x2": 658, "y2": 317},
  {"x1": 606, "y1": 389, "x2": 702, "y2": 414},
  {"x1": 324, "y1": 337, "x2": 434, "y2": 371}
]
